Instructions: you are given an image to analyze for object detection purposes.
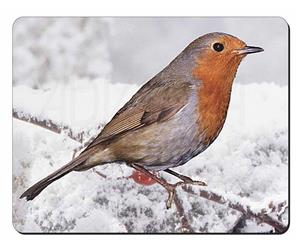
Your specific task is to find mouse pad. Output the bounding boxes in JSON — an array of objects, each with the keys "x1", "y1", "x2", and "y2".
[{"x1": 12, "y1": 17, "x2": 289, "y2": 233}]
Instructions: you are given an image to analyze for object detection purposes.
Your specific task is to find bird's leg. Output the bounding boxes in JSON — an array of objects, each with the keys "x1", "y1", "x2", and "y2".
[
  {"x1": 164, "y1": 169, "x2": 207, "y2": 186},
  {"x1": 130, "y1": 163, "x2": 181, "y2": 209}
]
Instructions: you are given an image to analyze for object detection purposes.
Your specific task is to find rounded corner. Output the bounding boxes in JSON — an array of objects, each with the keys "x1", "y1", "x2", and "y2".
[
  {"x1": 12, "y1": 220, "x2": 26, "y2": 235},
  {"x1": 12, "y1": 16, "x2": 27, "y2": 33},
  {"x1": 275, "y1": 16, "x2": 290, "y2": 32},
  {"x1": 278, "y1": 219, "x2": 290, "y2": 235}
]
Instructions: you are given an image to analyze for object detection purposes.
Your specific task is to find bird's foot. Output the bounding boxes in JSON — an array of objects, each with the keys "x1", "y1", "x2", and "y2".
[
  {"x1": 164, "y1": 169, "x2": 207, "y2": 186},
  {"x1": 177, "y1": 175, "x2": 207, "y2": 186},
  {"x1": 130, "y1": 164, "x2": 206, "y2": 209},
  {"x1": 164, "y1": 182, "x2": 181, "y2": 209},
  {"x1": 164, "y1": 180, "x2": 207, "y2": 209},
  {"x1": 163, "y1": 169, "x2": 207, "y2": 208}
]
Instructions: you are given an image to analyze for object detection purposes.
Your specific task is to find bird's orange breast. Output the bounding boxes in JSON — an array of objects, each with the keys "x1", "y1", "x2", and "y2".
[{"x1": 192, "y1": 53, "x2": 239, "y2": 145}]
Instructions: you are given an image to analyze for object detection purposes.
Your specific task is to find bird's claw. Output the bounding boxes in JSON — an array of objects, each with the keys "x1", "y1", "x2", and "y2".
[
  {"x1": 189, "y1": 180, "x2": 207, "y2": 186},
  {"x1": 180, "y1": 177, "x2": 207, "y2": 186},
  {"x1": 165, "y1": 183, "x2": 178, "y2": 209},
  {"x1": 165, "y1": 180, "x2": 207, "y2": 209}
]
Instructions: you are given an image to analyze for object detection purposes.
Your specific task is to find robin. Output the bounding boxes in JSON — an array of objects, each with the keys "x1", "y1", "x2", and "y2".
[{"x1": 20, "y1": 32, "x2": 263, "y2": 208}]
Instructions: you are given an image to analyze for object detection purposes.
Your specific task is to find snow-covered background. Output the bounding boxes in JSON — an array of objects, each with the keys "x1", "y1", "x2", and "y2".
[
  {"x1": 13, "y1": 17, "x2": 288, "y2": 87},
  {"x1": 12, "y1": 17, "x2": 289, "y2": 233}
]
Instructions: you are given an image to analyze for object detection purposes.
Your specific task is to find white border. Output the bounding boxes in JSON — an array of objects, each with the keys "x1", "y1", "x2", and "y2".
[{"x1": 1, "y1": 0, "x2": 299, "y2": 249}]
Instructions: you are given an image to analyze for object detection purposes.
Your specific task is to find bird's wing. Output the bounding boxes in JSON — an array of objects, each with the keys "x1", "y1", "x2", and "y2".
[{"x1": 81, "y1": 79, "x2": 192, "y2": 152}]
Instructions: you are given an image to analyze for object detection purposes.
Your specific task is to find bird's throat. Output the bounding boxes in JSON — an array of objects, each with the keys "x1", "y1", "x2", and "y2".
[
  {"x1": 197, "y1": 80, "x2": 233, "y2": 145},
  {"x1": 193, "y1": 64, "x2": 237, "y2": 145}
]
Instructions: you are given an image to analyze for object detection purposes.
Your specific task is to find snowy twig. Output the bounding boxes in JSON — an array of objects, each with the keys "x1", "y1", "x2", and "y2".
[
  {"x1": 173, "y1": 192, "x2": 194, "y2": 233},
  {"x1": 13, "y1": 108, "x2": 100, "y2": 160},
  {"x1": 13, "y1": 108, "x2": 103, "y2": 146},
  {"x1": 93, "y1": 169, "x2": 107, "y2": 179},
  {"x1": 228, "y1": 215, "x2": 247, "y2": 233},
  {"x1": 181, "y1": 185, "x2": 287, "y2": 233},
  {"x1": 12, "y1": 109, "x2": 84, "y2": 143},
  {"x1": 277, "y1": 202, "x2": 288, "y2": 222}
]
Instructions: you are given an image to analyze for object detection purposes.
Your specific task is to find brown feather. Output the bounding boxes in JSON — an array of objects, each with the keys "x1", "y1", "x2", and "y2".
[{"x1": 80, "y1": 79, "x2": 192, "y2": 153}]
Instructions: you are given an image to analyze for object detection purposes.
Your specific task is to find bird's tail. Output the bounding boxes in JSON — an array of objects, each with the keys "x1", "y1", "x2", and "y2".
[{"x1": 20, "y1": 154, "x2": 88, "y2": 201}]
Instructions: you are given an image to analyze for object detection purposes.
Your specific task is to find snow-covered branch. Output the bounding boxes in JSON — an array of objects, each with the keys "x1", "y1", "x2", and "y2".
[
  {"x1": 173, "y1": 192, "x2": 194, "y2": 233},
  {"x1": 13, "y1": 108, "x2": 103, "y2": 145},
  {"x1": 13, "y1": 109, "x2": 84, "y2": 143},
  {"x1": 181, "y1": 185, "x2": 287, "y2": 233}
]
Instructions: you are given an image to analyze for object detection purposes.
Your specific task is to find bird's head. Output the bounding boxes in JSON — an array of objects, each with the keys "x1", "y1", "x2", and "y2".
[
  {"x1": 183, "y1": 33, "x2": 264, "y2": 145},
  {"x1": 190, "y1": 32, "x2": 264, "y2": 83}
]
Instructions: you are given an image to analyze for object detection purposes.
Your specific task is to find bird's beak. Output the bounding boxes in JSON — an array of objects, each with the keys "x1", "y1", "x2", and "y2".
[{"x1": 236, "y1": 46, "x2": 264, "y2": 55}]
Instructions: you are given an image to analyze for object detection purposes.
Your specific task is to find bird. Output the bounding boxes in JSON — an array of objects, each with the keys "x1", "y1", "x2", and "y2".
[{"x1": 20, "y1": 32, "x2": 263, "y2": 208}]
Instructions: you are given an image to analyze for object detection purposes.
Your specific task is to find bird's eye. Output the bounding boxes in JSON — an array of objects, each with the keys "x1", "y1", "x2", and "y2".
[{"x1": 213, "y1": 42, "x2": 224, "y2": 52}]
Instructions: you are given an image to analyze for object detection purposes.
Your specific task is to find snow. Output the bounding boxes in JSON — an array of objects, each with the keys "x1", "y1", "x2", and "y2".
[
  {"x1": 13, "y1": 78, "x2": 138, "y2": 134},
  {"x1": 12, "y1": 80, "x2": 288, "y2": 233},
  {"x1": 13, "y1": 18, "x2": 112, "y2": 88}
]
